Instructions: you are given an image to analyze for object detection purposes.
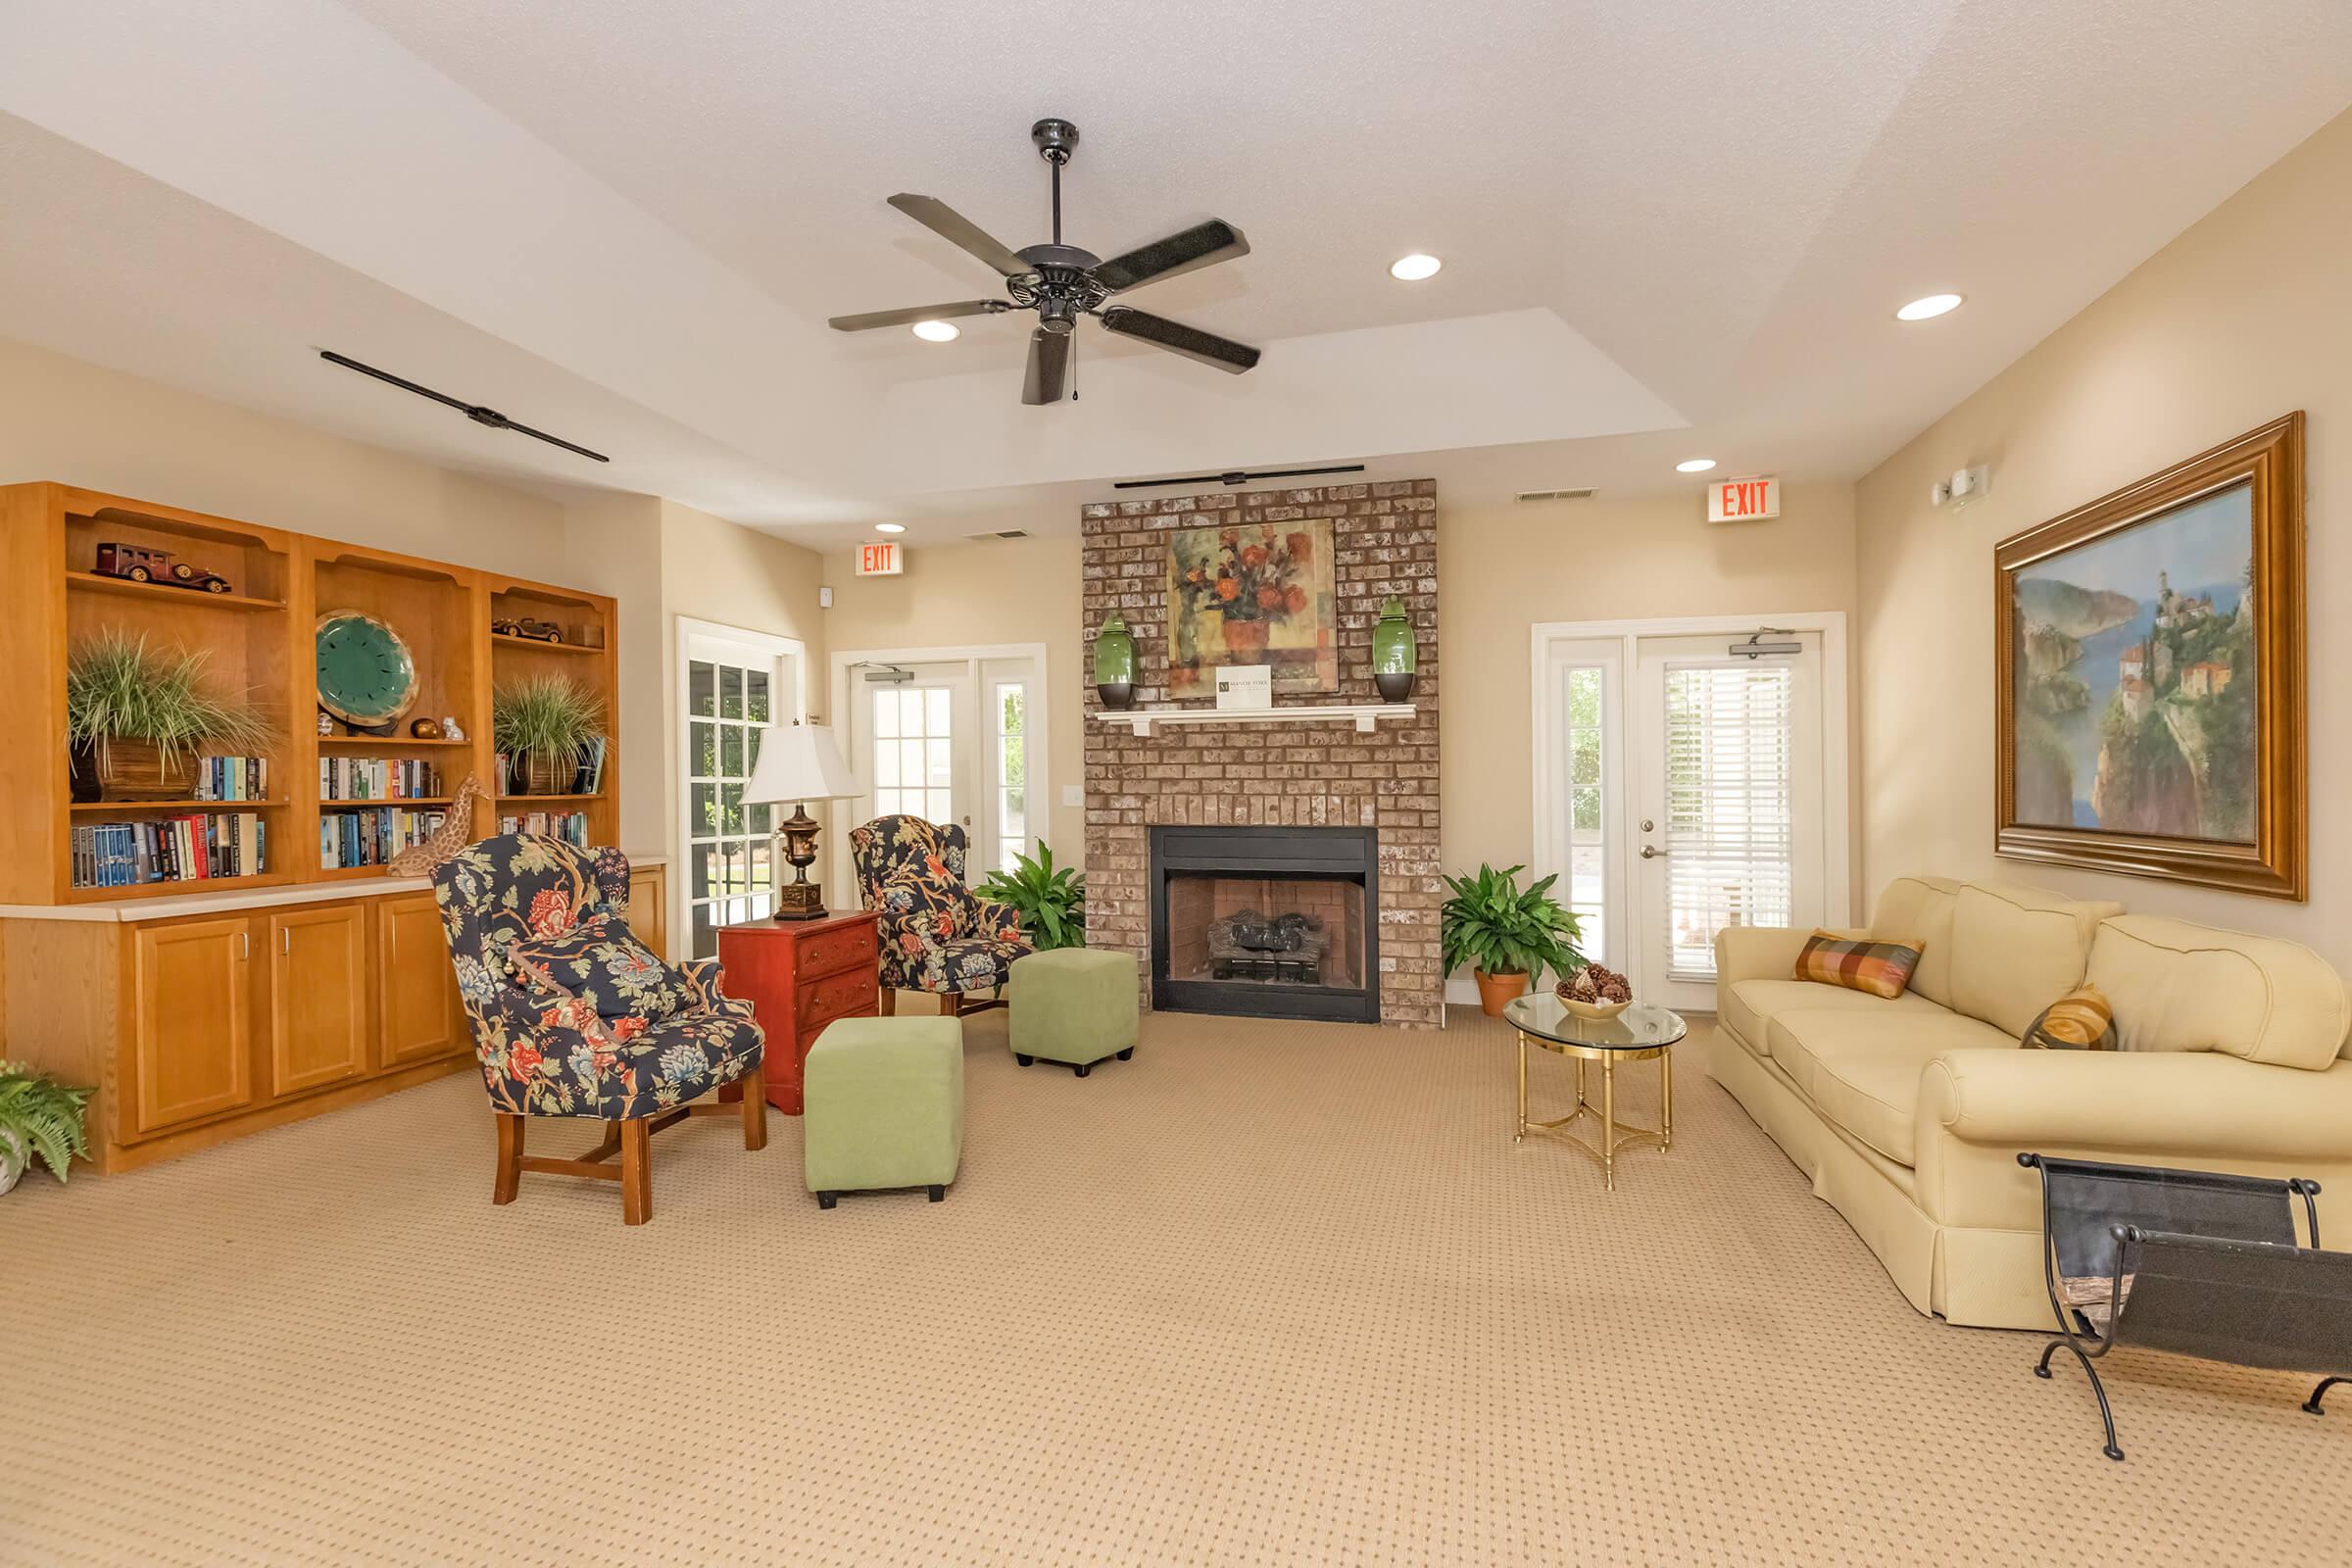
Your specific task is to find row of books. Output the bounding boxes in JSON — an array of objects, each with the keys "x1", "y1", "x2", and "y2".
[
  {"x1": 319, "y1": 757, "x2": 443, "y2": 802},
  {"x1": 193, "y1": 756, "x2": 272, "y2": 803},
  {"x1": 494, "y1": 737, "x2": 607, "y2": 798},
  {"x1": 498, "y1": 810, "x2": 589, "y2": 848},
  {"x1": 72, "y1": 813, "x2": 267, "y2": 888},
  {"x1": 320, "y1": 808, "x2": 448, "y2": 870}
]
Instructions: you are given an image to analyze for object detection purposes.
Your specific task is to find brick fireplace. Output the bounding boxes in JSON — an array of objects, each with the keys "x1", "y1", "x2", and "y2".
[{"x1": 1081, "y1": 480, "x2": 1442, "y2": 1028}]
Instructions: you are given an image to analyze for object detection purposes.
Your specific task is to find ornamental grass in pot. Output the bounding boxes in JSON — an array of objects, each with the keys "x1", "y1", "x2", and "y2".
[
  {"x1": 1441, "y1": 862, "x2": 1586, "y2": 1016},
  {"x1": 65, "y1": 631, "x2": 271, "y2": 802},
  {"x1": 493, "y1": 675, "x2": 606, "y2": 796}
]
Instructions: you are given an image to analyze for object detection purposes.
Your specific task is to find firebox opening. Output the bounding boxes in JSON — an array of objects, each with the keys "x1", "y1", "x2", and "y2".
[{"x1": 1163, "y1": 874, "x2": 1367, "y2": 991}]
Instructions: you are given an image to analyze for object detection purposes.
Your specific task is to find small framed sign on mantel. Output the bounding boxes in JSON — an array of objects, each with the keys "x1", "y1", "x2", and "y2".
[{"x1": 1214, "y1": 664, "x2": 1273, "y2": 710}]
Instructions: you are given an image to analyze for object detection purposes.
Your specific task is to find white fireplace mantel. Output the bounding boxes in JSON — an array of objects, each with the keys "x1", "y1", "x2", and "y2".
[{"x1": 1090, "y1": 703, "x2": 1415, "y2": 738}]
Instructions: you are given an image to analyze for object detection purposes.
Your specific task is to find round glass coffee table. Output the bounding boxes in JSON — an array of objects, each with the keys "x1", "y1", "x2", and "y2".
[{"x1": 1501, "y1": 993, "x2": 1688, "y2": 1190}]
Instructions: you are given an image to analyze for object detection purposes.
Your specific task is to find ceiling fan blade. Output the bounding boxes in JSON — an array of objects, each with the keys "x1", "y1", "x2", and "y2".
[
  {"x1": 827, "y1": 300, "x2": 1010, "y2": 332},
  {"x1": 1091, "y1": 220, "x2": 1250, "y2": 294},
  {"x1": 888, "y1": 194, "x2": 1034, "y2": 278},
  {"x1": 1022, "y1": 328, "x2": 1073, "y2": 405},
  {"x1": 1097, "y1": 307, "x2": 1260, "y2": 374}
]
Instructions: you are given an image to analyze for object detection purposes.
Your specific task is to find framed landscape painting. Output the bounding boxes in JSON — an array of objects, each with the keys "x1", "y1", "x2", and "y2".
[
  {"x1": 1995, "y1": 413, "x2": 2305, "y2": 900},
  {"x1": 1166, "y1": 517, "x2": 1339, "y2": 696}
]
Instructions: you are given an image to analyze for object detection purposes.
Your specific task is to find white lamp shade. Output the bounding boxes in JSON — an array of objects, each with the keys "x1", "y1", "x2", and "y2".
[{"x1": 744, "y1": 723, "x2": 860, "y2": 806}]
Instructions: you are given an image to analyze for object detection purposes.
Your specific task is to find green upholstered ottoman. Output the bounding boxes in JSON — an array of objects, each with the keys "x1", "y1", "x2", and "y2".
[
  {"x1": 802, "y1": 1015, "x2": 963, "y2": 1207},
  {"x1": 1007, "y1": 948, "x2": 1139, "y2": 1077}
]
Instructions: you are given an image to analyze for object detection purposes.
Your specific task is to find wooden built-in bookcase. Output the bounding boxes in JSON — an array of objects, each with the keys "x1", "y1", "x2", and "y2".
[
  {"x1": 0, "y1": 482, "x2": 620, "y2": 906},
  {"x1": 0, "y1": 481, "x2": 652, "y2": 1176}
]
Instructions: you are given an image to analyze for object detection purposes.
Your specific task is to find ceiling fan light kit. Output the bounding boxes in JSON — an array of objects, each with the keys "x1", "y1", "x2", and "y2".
[{"x1": 829, "y1": 118, "x2": 1261, "y2": 405}]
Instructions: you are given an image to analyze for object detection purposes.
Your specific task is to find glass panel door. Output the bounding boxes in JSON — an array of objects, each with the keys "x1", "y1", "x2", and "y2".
[
  {"x1": 840, "y1": 654, "x2": 1046, "y2": 882},
  {"x1": 680, "y1": 628, "x2": 801, "y2": 961},
  {"x1": 1633, "y1": 632, "x2": 1824, "y2": 1012}
]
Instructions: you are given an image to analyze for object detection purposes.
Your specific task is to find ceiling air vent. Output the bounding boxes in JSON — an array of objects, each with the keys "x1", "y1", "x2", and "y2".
[
  {"x1": 1515, "y1": 487, "x2": 1595, "y2": 503},
  {"x1": 967, "y1": 529, "x2": 1032, "y2": 540}
]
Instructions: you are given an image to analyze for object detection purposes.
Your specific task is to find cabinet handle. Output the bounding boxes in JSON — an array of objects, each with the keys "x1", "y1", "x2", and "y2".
[
  {"x1": 240, "y1": 930, "x2": 250, "y2": 960},
  {"x1": 281, "y1": 926, "x2": 291, "y2": 956}
]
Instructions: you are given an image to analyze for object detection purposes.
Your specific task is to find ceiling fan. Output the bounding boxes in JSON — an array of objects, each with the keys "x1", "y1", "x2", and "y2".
[{"x1": 827, "y1": 118, "x2": 1260, "y2": 405}]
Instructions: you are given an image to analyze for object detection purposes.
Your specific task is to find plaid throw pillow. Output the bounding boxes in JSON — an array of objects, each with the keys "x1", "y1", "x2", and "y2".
[{"x1": 1793, "y1": 930, "x2": 1925, "y2": 1000}]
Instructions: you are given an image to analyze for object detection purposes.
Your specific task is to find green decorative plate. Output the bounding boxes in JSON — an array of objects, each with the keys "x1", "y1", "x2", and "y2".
[{"x1": 316, "y1": 609, "x2": 418, "y2": 727}]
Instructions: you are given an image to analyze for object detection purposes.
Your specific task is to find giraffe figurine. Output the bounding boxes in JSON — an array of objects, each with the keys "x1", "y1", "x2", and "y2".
[{"x1": 387, "y1": 773, "x2": 489, "y2": 877}]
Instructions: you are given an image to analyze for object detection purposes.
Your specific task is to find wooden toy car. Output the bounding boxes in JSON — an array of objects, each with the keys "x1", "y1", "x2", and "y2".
[
  {"x1": 93, "y1": 542, "x2": 232, "y2": 594},
  {"x1": 491, "y1": 615, "x2": 564, "y2": 643}
]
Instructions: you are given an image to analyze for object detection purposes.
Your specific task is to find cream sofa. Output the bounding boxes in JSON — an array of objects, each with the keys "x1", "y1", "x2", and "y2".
[{"x1": 1711, "y1": 876, "x2": 2352, "y2": 1329}]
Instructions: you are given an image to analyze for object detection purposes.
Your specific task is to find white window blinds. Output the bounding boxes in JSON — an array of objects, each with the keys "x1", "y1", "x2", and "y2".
[{"x1": 1663, "y1": 663, "x2": 1794, "y2": 979}]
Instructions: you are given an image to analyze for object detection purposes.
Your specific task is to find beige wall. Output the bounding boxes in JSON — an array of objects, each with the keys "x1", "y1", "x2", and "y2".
[
  {"x1": 0, "y1": 333, "x2": 564, "y2": 574},
  {"x1": 1855, "y1": 108, "x2": 2351, "y2": 969},
  {"x1": 1439, "y1": 483, "x2": 1860, "y2": 886},
  {"x1": 1, "y1": 332, "x2": 835, "y2": 897},
  {"x1": 822, "y1": 535, "x2": 1086, "y2": 866}
]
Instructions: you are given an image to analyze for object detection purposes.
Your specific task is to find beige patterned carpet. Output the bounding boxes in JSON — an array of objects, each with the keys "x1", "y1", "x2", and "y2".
[{"x1": 7, "y1": 1007, "x2": 2348, "y2": 1565}]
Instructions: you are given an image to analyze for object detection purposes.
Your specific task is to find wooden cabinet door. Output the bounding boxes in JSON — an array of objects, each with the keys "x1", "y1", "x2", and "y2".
[
  {"x1": 267, "y1": 904, "x2": 368, "y2": 1096},
  {"x1": 128, "y1": 917, "x2": 255, "y2": 1136},
  {"x1": 379, "y1": 891, "x2": 468, "y2": 1067},
  {"x1": 626, "y1": 863, "x2": 668, "y2": 959}
]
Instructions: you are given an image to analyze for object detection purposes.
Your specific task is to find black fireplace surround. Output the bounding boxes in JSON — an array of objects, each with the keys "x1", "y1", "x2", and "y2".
[{"x1": 1149, "y1": 825, "x2": 1380, "y2": 1023}]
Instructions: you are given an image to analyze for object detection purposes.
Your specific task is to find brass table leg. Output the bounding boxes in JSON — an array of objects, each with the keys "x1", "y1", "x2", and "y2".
[
  {"x1": 1601, "y1": 1054, "x2": 1617, "y2": 1192},
  {"x1": 1515, "y1": 1033, "x2": 1528, "y2": 1143},
  {"x1": 1661, "y1": 1044, "x2": 1674, "y2": 1151}
]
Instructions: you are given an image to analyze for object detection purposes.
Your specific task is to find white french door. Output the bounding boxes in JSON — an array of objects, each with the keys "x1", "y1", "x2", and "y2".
[
  {"x1": 677, "y1": 619, "x2": 806, "y2": 961},
  {"x1": 1533, "y1": 618, "x2": 1846, "y2": 1012},
  {"x1": 837, "y1": 652, "x2": 1045, "y2": 880}
]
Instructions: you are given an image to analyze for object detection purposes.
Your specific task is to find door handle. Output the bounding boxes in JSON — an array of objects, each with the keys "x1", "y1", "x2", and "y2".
[{"x1": 1640, "y1": 846, "x2": 1664, "y2": 859}]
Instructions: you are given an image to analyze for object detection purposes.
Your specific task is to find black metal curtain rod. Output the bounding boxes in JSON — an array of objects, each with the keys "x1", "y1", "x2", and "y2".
[
  {"x1": 318, "y1": 350, "x2": 611, "y2": 463},
  {"x1": 1112, "y1": 463, "x2": 1366, "y2": 491}
]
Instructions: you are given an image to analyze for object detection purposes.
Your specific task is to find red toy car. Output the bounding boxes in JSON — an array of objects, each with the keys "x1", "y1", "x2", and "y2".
[{"x1": 93, "y1": 542, "x2": 232, "y2": 594}]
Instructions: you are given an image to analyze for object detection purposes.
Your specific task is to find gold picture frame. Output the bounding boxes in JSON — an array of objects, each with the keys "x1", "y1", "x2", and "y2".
[{"x1": 1994, "y1": 414, "x2": 2305, "y2": 900}]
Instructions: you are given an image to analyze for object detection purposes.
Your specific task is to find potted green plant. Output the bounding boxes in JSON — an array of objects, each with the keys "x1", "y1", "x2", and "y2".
[
  {"x1": 975, "y1": 842, "x2": 1087, "y2": 951},
  {"x1": 65, "y1": 631, "x2": 271, "y2": 802},
  {"x1": 493, "y1": 674, "x2": 606, "y2": 796},
  {"x1": 0, "y1": 1060, "x2": 94, "y2": 1193},
  {"x1": 1441, "y1": 862, "x2": 1585, "y2": 1016}
]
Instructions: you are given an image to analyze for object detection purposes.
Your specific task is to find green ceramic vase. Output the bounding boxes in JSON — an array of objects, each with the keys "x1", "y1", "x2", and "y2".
[
  {"x1": 1094, "y1": 612, "x2": 1137, "y2": 710},
  {"x1": 1371, "y1": 596, "x2": 1418, "y2": 701}
]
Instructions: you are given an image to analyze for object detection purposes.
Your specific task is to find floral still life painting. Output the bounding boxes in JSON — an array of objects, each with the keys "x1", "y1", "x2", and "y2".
[
  {"x1": 1166, "y1": 518, "x2": 1338, "y2": 695},
  {"x1": 1994, "y1": 414, "x2": 2304, "y2": 901}
]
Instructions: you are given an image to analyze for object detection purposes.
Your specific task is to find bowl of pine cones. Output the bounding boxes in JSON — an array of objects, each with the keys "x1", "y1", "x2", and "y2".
[{"x1": 1554, "y1": 962, "x2": 1634, "y2": 1019}]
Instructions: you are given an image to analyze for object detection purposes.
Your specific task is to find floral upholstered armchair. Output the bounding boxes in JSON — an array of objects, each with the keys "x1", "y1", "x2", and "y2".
[
  {"x1": 434, "y1": 833, "x2": 767, "y2": 1224},
  {"x1": 849, "y1": 814, "x2": 1033, "y2": 1014}
]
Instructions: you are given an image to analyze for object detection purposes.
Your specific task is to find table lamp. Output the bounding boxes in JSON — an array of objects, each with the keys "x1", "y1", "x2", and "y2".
[{"x1": 743, "y1": 722, "x2": 860, "y2": 921}]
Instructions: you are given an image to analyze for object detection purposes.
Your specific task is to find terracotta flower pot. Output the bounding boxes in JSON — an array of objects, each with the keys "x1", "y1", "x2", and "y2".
[{"x1": 1474, "y1": 968, "x2": 1530, "y2": 1016}]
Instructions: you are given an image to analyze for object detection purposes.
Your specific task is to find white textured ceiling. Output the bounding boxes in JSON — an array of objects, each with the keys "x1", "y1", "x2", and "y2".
[{"x1": 2, "y1": 0, "x2": 2349, "y2": 542}]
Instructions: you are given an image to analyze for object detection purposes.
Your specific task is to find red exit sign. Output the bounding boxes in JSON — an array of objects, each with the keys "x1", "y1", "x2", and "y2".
[
  {"x1": 1707, "y1": 475, "x2": 1781, "y2": 523},
  {"x1": 856, "y1": 540, "x2": 904, "y2": 576}
]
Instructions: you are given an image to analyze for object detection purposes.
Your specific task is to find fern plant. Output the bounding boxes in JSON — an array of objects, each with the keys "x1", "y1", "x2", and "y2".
[
  {"x1": 975, "y1": 842, "x2": 1087, "y2": 951},
  {"x1": 0, "y1": 1060, "x2": 93, "y2": 1188},
  {"x1": 1440, "y1": 863, "x2": 1586, "y2": 984}
]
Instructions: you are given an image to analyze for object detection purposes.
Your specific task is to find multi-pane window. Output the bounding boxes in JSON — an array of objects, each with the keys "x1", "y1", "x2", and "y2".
[
  {"x1": 871, "y1": 686, "x2": 954, "y2": 824},
  {"x1": 991, "y1": 681, "x2": 1028, "y2": 874},
  {"x1": 687, "y1": 658, "x2": 774, "y2": 959},
  {"x1": 1560, "y1": 665, "x2": 1607, "y2": 965},
  {"x1": 1662, "y1": 663, "x2": 1794, "y2": 980}
]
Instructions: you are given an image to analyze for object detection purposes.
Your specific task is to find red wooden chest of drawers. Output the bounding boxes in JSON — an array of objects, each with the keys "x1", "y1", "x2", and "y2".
[{"x1": 716, "y1": 909, "x2": 881, "y2": 1114}]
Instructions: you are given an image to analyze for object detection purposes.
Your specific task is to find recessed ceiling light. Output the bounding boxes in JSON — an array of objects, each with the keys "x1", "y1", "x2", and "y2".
[
  {"x1": 1389, "y1": 253, "x2": 1443, "y2": 281},
  {"x1": 1676, "y1": 458, "x2": 1717, "y2": 473},
  {"x1": 1895, "y1": 293, "x2": 1964, "y2": 321},
  {"x1": 910, "y1": 319, "x2": 959, "y2": 342},
  {"x1": 874, "y1": 521, "x2": 906, "y2": 534}
]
